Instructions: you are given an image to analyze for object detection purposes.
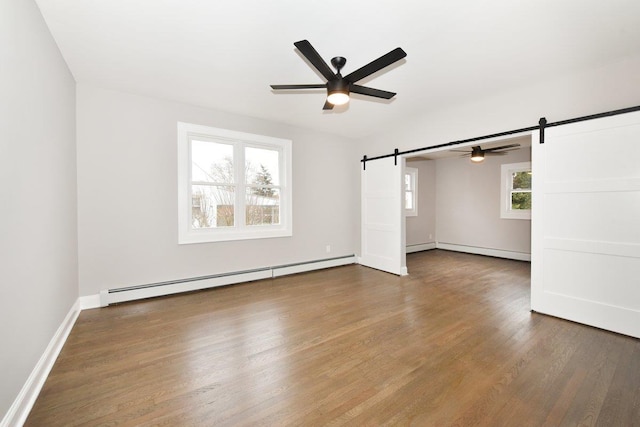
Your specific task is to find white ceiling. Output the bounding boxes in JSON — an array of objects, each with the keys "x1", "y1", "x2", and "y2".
[{"x1": 35, "y1": 0, "x2": 640, "y2": 139}]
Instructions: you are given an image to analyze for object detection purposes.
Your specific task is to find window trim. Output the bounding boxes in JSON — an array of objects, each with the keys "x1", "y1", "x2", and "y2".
[
  {"x1": 405, "y1": 167, "x2": 418, "y2": 217},
  {"x1": 500, "y1": 161, "x2": 531, "y2": 220},
  {"x1": 177, "y1": 122, "x2": 292, "y2": 244}
]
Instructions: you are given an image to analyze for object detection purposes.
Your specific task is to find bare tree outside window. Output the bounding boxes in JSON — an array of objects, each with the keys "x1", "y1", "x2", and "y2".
[{"x1": 191, "y1": 150, "x2": 280, "y2": 228}]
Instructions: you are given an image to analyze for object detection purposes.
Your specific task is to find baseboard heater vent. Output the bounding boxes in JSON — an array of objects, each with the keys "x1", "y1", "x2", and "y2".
[{"x1": 100, "y1": 255, "x2": 356, "y2": 307}]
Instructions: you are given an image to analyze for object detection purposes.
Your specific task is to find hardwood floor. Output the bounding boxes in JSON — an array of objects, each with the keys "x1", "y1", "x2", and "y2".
[{"x1": 25, "y1": 250, "x2": 640, "y2": 426}]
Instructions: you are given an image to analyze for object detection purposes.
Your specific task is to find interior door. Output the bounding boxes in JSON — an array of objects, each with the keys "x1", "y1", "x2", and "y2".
[
  {"x1": 531, "y1": 111, "x2": 640, "y2": 338},
  {"x1": 360, "y1": 156, "x2": 407, "y2": 275}
]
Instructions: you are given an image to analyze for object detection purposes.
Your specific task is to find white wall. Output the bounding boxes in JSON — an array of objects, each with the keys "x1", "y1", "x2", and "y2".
[
  {"x1": 405, "y1": 159, "x2": 436, "y2": 247},
  {"x1": 0, "y1": 0, "x2": 78, "y2": 419},
  {"x1": 435, "y1": 146, "x2": 531, "y2": 254},
  {"x1": 76, "y1": 85, "x2": 360, "y2": 296}
]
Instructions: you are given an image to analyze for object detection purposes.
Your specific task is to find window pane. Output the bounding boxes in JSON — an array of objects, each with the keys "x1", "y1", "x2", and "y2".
[
  {"x1": 246, "y1": 187, "x2": 280, "y2": 226},
  {"x1": 512, "y1": 171, "x2": 531, "y2": 190},
  {"x1": 405, "y1": 191, "x2": 413, "y2": 210},
  {"x1": 511, "y1": 191, "x2": 532, "y2": 210},
  {"x1": 191, "y1": 185, "x2": 235, "y2": 228},
  {"x1": 245, "y1": 147, "x2": 280, "y2": 186},
  {"x1": 405, "y1": 174, "x2": 411, "y2": 191},
  {"x1": 191, "y1": 140, "x2": 234, "y2": 183}
]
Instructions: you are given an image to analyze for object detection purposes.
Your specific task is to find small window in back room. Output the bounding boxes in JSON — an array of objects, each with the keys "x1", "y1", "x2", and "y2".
[
  {"x1": 405, "y1": 167, "x2": 418, "y2": 216},
  {"x1": 500, "y1": 161, "x2": 531, "y2": 220}
]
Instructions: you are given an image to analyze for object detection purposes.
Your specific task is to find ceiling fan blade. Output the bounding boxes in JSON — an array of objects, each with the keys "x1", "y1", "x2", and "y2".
[
  {"x1": 450, "y1": 149, "x2": 470, "y2": 153},
  {"x1": 493, "y1": 147, "x2": 521, "y2": 153},
  {"x1": 484, "y1": 144, "x2": 520, "y2": 152},
  {"x1": 350, "y1": 84, "x2": 396, "y2": 99},
  {"x1": 294, "y1": 40, "x2": 336, "y2": 81},
  {"x1": 323, "y1": 100, "x2": 334, "y2": 110},
  {"x1": 484, "y1": 152, "x2": 508, "y2": 156},
  {"x1": 271, "y1": 84, "x2": 326, "y2": 90},
  {"x1": 344, "y1": 47, "x2": 407, "y2": 83}
]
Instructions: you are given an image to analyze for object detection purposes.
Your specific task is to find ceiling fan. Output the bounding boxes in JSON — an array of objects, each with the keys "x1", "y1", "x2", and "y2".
[
  {"x1": 452, "y1": 144, "x2": 521, "y2": 163},
  {"x1": 270, "y1": 40, "x2": 407, "y2": 110}
]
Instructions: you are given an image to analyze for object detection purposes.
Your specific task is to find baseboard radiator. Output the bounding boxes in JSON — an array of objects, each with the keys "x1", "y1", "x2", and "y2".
[
  {"x1": 406, "y1": 242, "x2": 531, "y2": 262},
  {"x1": 99, "y1": 255, "x2": 356, "y2": 307}
]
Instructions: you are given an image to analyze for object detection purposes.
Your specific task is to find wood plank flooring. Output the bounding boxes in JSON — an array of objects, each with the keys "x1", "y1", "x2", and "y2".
[{"x1": 25, "y1": 250, "x2": 640, "y2": 426}]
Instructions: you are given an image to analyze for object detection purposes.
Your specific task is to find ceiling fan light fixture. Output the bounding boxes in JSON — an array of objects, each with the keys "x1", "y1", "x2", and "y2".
[
  {"x1": 327, "y1": 91, "x2": 350, "y2": 105},
  {"x1": 470, "y1": 146, "x2": 484, "y2": 162},
  {"x1": 326, "y1": 79, "x2": 350, "y2": 105}
]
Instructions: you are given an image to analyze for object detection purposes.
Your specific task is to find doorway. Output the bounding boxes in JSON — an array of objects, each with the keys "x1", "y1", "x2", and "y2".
[
  {"x1": 359, "y1": 134, "x2": 533, "y2": 276},
  {"x1": 404, "y1": 135, "x2": 533, "y2": 264}
]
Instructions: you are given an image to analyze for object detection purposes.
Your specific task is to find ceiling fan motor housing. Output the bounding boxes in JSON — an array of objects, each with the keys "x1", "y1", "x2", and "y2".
[
  {"x1": 326, "y1": 78, "x2": 350, "y2": 105},
  {"x1": 327, "y1": 78, "x2": 349, "y2": 95}
]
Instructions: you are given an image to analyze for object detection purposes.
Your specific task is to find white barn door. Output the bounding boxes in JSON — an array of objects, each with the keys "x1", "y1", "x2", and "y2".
[
  {"x1": 360, "y1": 156, "x2": 407, "y2": 275},
  {"x1": 531, "y1": 111, "x2": 640, "y2": 338}
]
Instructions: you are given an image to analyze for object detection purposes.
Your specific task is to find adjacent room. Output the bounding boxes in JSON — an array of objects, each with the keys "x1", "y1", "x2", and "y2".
[
  {"x1": 404, "y1": 136, "x2": 532, "y2": 261},
  {"x1": 2, "y1": 0, "x2": 640, "y2": 425}
]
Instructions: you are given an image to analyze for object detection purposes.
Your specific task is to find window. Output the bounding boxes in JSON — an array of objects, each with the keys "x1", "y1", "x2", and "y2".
[
  {"x1": 178, "y1": 122, "x2": 292, "y2": 243},
  {"x1": 405, "y1": 167, "x2": 418, "y2": 216},
  {"x1": 500, "y1": 161, "x2": 531, "y2": 220}
]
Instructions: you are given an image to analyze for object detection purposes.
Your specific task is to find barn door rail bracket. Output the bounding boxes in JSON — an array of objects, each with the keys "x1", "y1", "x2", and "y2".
[
  {"x1": 539, "y1": 117, "x2": 547, "y2": 144},
  {"x1": 360, "y1": 104, "x2": 640, "y2": 164}
]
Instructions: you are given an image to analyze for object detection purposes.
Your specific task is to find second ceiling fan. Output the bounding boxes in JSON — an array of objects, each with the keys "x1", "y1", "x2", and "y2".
[
  {"x1": 270, "y1": 40, "x2": 407, "y2": 110},
  {"x1": 452, "y1": 144, "x2": 521, "y2": 163}
]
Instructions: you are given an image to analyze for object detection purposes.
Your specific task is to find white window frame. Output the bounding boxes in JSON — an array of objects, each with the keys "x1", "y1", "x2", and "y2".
[
  {"x1": 405, "y1": 167, "x2": 418, "y2": 217},
  {"x1": 500, "y1": 161, "x2": 531, "y2": 220},
  {"x1": 177, "y1": 122, "x2": 292, "y2": 244}
]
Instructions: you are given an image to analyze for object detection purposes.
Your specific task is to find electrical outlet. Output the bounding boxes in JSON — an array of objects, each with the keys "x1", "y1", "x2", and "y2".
[
  {"x1": 326, "y1": 245, "x2": 331, "y2": 253},
  {"x1": 429, "y1": 233, "x2": 433, "y2": 240}
]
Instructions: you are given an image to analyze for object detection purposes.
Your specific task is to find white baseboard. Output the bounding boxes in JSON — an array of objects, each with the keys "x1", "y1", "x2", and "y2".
[
  {"x1": 436, "y1": 242, "x2": 531, "y2": 261},
  {"x1": 406, "y1": 242, "x2": 437, "y2": 253},
  {"x1": 100, "y1": 255, "x2": 357, "y2": 306},
  {"x1": 1, "y1": 300, "x2": 81, "y2": 427},
  {"x1": 272, "y1": 255, "x2": 356, "y2": 277},
  {"x1": 102, "y1": 269, "x2": 273, "y2": 306},
  {"x1": 405, "y1": 241, "x2": 530, "y2": 261},
  {"x1": 79, "y1": 294, "x2": 101, "y2": 310}
]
